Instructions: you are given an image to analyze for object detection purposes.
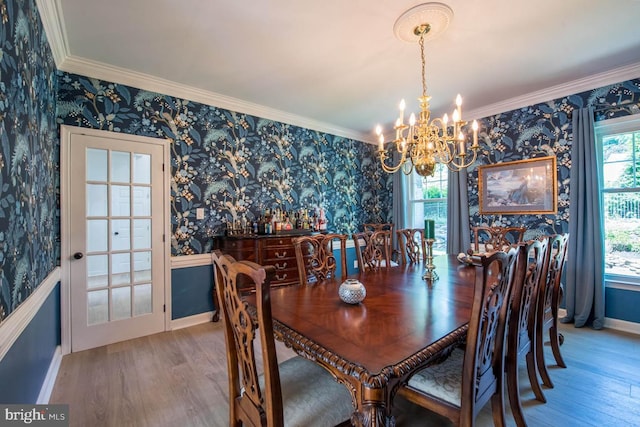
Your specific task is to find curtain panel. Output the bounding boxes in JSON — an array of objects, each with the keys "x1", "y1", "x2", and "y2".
[{"x1": 563, "y1": 107, "x2": 605, "y2": 329}]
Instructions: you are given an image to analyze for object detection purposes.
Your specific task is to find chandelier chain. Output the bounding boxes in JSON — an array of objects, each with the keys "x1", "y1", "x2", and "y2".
[{"x1": 419, "y1": 33, "x2": 427, "y2": 99}]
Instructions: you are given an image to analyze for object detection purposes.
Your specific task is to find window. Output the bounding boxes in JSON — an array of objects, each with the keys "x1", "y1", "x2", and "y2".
[
  {"x1": 407, "y1": 163, "x2": 447, "y2": 254},
  {"x1": 596, "y1": 116, "x2": 640, "y2": 285}
]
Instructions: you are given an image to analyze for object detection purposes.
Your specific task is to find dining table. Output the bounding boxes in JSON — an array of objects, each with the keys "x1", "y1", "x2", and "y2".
[{"x1": 244, "y1": 254, "x2": 477, "y2": 427}]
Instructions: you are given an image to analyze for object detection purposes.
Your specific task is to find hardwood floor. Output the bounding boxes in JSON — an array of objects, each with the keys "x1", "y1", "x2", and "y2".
[{"x1": 49, "y1": 321, "x2": 640, "y2": 427}]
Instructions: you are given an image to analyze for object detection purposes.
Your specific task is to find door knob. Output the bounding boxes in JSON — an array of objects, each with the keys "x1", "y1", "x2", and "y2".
[{"x1": 73, "y1": 252, "x2": 84, "y2": 260}]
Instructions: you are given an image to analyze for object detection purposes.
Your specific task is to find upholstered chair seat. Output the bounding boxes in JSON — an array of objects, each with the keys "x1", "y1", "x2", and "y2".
[
  {"x1": 260, "y1": 356, "x2": 353, "y2": 427},
  {"x1": 212, "y1": 250, "x2": 353, "y2": 427},
  {"x1": 404, "y1": 348, "x2": 465, "y2": 405}
]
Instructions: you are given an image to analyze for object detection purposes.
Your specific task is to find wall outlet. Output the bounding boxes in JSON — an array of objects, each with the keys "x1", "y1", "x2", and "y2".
[
  {"x1": 196, "y1": 208, "x2": 205, "y2": 219},
  {"x1": 353, "y1": 260, "x2": 358, "y2": 269}
]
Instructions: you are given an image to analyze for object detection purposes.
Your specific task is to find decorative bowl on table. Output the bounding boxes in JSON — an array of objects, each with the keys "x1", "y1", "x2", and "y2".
[{"x1": 339, "y1": 279, "x2": 366, "y2": 304}]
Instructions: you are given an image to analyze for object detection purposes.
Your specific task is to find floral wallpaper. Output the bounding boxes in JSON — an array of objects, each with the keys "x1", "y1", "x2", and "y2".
[
  {"x1": 467, "y1": 78, "x2": 640, "y2": 240},
  {"x1": 0, "y1": 0, "x2": 59, "y2": 323},
  {"x1": 56, "y1": 73, "x2": 393, "y2": 256}
]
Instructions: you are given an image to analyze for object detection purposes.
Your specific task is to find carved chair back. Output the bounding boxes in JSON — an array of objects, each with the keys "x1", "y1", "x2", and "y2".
[
  {"x1": 472, "y1": 225, "x2": 526, "y2": 252},
  {"x1": 352, "y1": 230, "x2": 394, "y2": 271},
  {"x1": 398, "y1": 247, "x2": 521, "y2": 426},
  {"x1": 396, "y1": 228, "x2": 427, "y2": 264},
  {"x1": 212, "y1": 250, "x2": 284, "y2": 426},
  {"x1": 363, "y1": 223, "x2": 394, "y2": 234},
  {"x1": 536, "y1": 232, "x2": 570, "y2": 386},
  {"x1": 292, "y1": 233, "x2": 348, "y2": 285},
  {"x1": 506, "y1": 238, "x2": 550, "y2": 425}
]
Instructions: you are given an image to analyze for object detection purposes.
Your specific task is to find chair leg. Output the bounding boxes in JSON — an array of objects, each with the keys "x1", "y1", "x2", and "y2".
[
  {"x1": 491, "y1": 389, "x2": 507, "y2": 427},
  {"x1": 525, "y1": 350, "x2": 546, "y2": 403},
  {"x1": 549, "y1": 324, "x2": 567, "y2": 368},
  {"x1": 535, "y1": 326, "x2": 554, "y2": 388},
  {"x1": 506, "y1": 356, "x2": 527, "y2": 427}
]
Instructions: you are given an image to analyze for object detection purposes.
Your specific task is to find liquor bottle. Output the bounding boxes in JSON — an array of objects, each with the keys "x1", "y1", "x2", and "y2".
[
  {"x1": 295, "y1": 211, "x2": 302, "y2": 229},
  {"x1": 284, "y1": 212, "x2": 293, "y2": 230},
  {"x1": 240, "y1": 215, "x2": 247, "y2": 234},
  {"x1": 319, "y1": 208, "x2": 327, "y2": 231},
  {"x1": 302, "y1": 209, "x2": 310, "y2": 230},
  {"x1": 257, "y1": 215, "x2": 265, "y2": 235},
  {"x1": 274, "y1": 208, "x2": 281, "y2": 232}
]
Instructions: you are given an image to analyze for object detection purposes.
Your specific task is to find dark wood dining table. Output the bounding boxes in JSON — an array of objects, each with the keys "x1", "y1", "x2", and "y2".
[{"x1": 245, "y1": 255, "x2": 477, "y2": 427}]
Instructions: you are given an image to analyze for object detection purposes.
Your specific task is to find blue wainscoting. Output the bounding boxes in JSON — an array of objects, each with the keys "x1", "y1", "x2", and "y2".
[
  {"x1": 0, "y1": 283, "x2": 60, "y2": 403},
  {"x1": 606, "y1": 287, "x2": 640, "y2": 324},
  {"x1": 171, "y1": 265, "x2": 215, "y2": 320}
]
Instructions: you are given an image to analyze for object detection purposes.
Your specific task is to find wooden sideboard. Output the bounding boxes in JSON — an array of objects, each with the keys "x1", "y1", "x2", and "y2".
[{"x1": 218, "y1": 231, "x2": 316, "y2": 288}]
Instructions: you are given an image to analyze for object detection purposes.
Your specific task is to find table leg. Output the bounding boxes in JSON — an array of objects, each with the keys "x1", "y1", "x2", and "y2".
[{"x1": 350, "y1": 385, "x2": 396, "y2": 427}]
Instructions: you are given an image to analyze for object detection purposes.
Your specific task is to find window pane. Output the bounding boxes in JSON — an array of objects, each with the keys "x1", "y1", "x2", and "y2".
[
  {"x1": 87, "y1": 254, "x2": 108, "y2": 289},
  {"x1": 408, "y1": 164, "x2": 448, "y2": 254},
  {"x1": 111, "y1": 151, "x2": 131, "y2": 183},
  {"x1": 602, "y1": 131, "x2": 639, "y2": 189},
  {"x1": 86, "y1": 148, "x2": 107, "y2": 182},
  {"x1": 111, "y1": 219, "x2": 131, "y2": 251},
  {"x1": 112, "y1": 286, "x2": 132, "y2": 320},
  {"x1": 87, "y1": 219, "x2": 108, "y2": 252},
  {"x1": 88, "y1": 290, "x2": 108, "y2": 325},
  {"x1": 134, "y1": 284, "x2": 152, "y2": 316},
  {"x1": 599, "y1": 123, "x2": 640, "y2": 283},
  {"x1": 86, "y1": 184, "x2": 108, "y2": 216},
  {"x1": 133, "y1": 186, "x2": 151, "y2": 216},
  {"x1": 133, "y1": 153, "x2": 151, "y2": 184},
  {"x1": 111, "y1": 185, "x2": 131, "y2": 216},
  {"x1": 603, "y1": 193, "x2": 640, "y2": 277}
]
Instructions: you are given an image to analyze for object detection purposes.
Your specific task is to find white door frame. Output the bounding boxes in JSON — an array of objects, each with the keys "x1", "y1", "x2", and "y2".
[{"x1": 60, "y1": 125, "x2": 171, "y2": 355}]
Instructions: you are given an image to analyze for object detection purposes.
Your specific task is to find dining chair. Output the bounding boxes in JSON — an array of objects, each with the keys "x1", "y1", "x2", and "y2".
[
  {"x1": 397, "y1": 247, "x2": 521, "y2": 427},
  {"x1": 211, "y1": 250, "x2": 353, "y2": 427},
  {"x1": 363, "y1": 222, "x2": 395, "y2": 234},
  {"x1": 505, "y1": 238, "x2": 549, "y2": 427},
  {"x1": 535, "y1": 233, "x2": 570, "y2": 388},
  {"x1": 396, "y1": 228, "x2": 427, "y2": 264},
  {"x1": 472, "y1": 225, "x2": 526, "y2": 252},
  {"x1": 292, "y1": 233, "x2": 348, "y2": 286},
  {"x1": 352, "y1": 230, "x2": 397, "y2": 271}
]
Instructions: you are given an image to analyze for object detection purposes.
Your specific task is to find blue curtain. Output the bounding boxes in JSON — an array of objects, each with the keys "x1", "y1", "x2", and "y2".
[
  {"x1": 563, "y1": 107, "x2": 605, "y2": 329},
  {"x1": 446, "y1": 168, "x2": 471, "y2": 254}
]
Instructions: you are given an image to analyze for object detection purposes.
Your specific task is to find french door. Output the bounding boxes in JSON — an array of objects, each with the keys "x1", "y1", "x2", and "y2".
[{"x1": 62, "y1": 126, "x2": 168, "y2": 352}]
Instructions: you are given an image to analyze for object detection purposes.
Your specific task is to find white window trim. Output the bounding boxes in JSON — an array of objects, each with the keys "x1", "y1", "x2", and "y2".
[{"x1": 595, "y1": 114, "x2": 640, "y2": 288}]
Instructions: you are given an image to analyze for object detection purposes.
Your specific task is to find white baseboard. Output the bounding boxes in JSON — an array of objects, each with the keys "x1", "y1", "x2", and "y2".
[
  {"x1": 170, "y1": 311, "x2": 217, "y2": 330},
  {"x1": 559, "y1": 308, "x2": 640, "y2": 336},
  {"x1": 38, "y1": 346, "x2": 62, "y2": 403},
  {"x1": 604, "y1": 317, "x2": 640, "y2": 335}
]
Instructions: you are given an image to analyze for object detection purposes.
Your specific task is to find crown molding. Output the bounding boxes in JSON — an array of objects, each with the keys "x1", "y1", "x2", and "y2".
[
  {"x1": 466, "y1": 62, "x2": 640, "y2": 121},
  {"x1": 36, "y1": 0, "x2": 68, "y2": 67},
  {"x1": 36, "y1": 1, "x2": 640, "y2": 142},
  {"x1": 57, "y1": 53, "x2": 369, "y2": 142}
]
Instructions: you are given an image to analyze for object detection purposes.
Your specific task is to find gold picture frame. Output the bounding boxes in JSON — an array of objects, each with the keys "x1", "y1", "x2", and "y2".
[{"x1": 478, "y1": 156, "x2": 558, "y2": 215}]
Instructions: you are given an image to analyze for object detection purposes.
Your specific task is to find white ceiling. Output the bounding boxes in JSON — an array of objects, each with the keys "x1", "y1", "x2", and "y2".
[{"x1": 42, "y1": 0, "x2": 640, "y2": 143}]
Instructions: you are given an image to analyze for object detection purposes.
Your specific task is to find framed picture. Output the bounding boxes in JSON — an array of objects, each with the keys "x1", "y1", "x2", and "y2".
[{"x1": 478, "y1": 156, "x2": 557, "y2": 215}]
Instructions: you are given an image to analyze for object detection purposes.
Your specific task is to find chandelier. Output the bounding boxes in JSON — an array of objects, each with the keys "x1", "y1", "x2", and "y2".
[{"x1": 376, "y1": 3, "x2": 481, "y2": 177}]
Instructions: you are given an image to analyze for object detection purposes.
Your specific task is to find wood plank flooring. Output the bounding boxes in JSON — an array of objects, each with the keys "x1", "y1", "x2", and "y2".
[{"x1": 49, "y1": 321, "x2": 640, "y2": 426}]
